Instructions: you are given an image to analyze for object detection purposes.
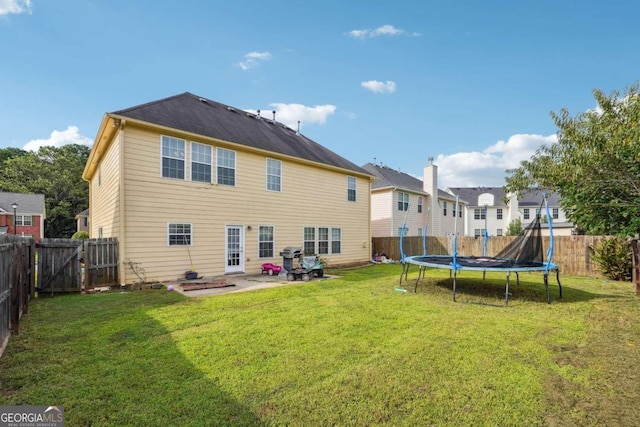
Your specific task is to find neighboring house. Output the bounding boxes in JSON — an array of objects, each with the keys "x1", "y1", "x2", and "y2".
[
  {"x1": 83, "y1": 92, "x2": 374, "y2": 285},
  {"x1": 446, "y1": 187, "x2": 574, "y2": 237},
  {"x1": 362, "y1": 160, "x2": 462, "y2": 238},
  {"x1": 75, "y1": 209, "x2": 89, "y2": 233},
  {"x1": 0, "y1": 192, "x2": 46, "y2": 242}
]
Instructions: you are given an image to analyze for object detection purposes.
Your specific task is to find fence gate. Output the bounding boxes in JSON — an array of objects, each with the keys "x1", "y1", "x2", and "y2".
[
  {"x1": 84, "y1": 238, "x2": 119, "y2": 289},
  {"x1": 36, "y1": 239, "x2": 83, "y2": 295}
]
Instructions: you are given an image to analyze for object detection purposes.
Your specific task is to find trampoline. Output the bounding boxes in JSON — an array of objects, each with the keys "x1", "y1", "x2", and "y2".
[{"x1": 399, "y1": 194, "x2": 561, "y2": 304}]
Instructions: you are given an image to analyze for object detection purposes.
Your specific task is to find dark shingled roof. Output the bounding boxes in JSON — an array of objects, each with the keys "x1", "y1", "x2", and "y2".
[
  {"x1": 361, "y1": 163, "x2": 456, "y2": 201},
  {"x1": 447, "y1": 187, "x2": 562, "y2": 207},
  {"x1": 0, "y1": 192, "x2": 45, "y2": 216},
  {"x1": 112, "y1": 92, "x2": 370, "y2": 176}
]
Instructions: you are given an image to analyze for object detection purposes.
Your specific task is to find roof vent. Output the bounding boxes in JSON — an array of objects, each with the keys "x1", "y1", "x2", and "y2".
[
  {"x1": 198, "y1": 97, "x2": 207, "y2": 103},
  {"x1": 227, "y1": 107, "x2": 235, "y2": 112},
  {"x1": 256, "y1": 109, "x2": 261, "y2": 120},
  {"x1": 272, "y1": 110, "x2": 276, "y2": 123},
  {"x1": 296, "y1": 120, "x2": 301, "y2": 135}
]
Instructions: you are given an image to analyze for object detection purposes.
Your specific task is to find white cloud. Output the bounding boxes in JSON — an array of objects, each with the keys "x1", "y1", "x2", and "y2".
[
  {"x1": 23, "y1": 126, "x2": 93, "y2": 152},
  {"x1": 348, "y1": 24, "x2": 420, "y2": 39},
  {"x1": 246, "y1": 103, "x2": 337, "y2": 130},
  {"x1": 361, "y1": 80, "x2": 396, "y2": 94},
  {"x1": 431, "y1": 133, "x2": 557, "y2": 188},
  {"x1": 0, "y1": 0, "x2": 31, "y2": 15},
  {"x1": 237, "y1": 51, "x2": 272, "y2": 70}
]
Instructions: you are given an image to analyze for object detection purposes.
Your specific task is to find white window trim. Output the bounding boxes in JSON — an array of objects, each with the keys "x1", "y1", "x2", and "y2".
[
  {"x1": 266, "y1": 158, "x2": 282, "y2": 192},
  {"x1": 258, "y1": 225, "x2": 275, "y2": 258},
  {"x1": 190, "y1": 142, "x2": 212, "y2": 183},
  {"x1": 161, "y1": 135, "x2": 187, "y2": 180},
  {"x1": 167, "y1": 222, "x2": 193, "y2": 246},
  {"x1": 216, "y1": 147, "x2": 236, "y2": 186},
  {"x1": 347, "y1": 176, "x2": 356, "y2": 202}
]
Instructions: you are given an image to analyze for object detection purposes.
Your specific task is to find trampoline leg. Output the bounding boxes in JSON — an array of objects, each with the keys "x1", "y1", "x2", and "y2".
[
  {"x1": 400, "y1": 263, "x2": 409, "y2": 285},
  {"x1": 482, "y1": 270, "x2": 486, "y2": 281},
  {"x1": 505, "y1": 271, "x2": 510, "y2": 306},
  {"x1": 452, "y1": 271, "x2": 457, "y2": 302},
  {"x1": 544, "y1": 273, "x2": 551, "y2": 304},
  {"x1": 515, "y1": 271, "x2": 520, "y2": 286},
  {"x1": 556, "y1": 270, "x2": 563, "y2": 299},
  {"x1": 414, "y1": 266, "x2": 424, "y2": 293}
]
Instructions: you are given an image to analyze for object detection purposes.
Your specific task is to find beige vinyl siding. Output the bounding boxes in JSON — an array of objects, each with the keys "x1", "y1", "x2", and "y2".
[
  {"x1": 370, "y1": 191, "x2": 392, "y2": 237},
  {"x1": 119, "y1": 126, "x2": 370, "y2": 284},
  {"x1": 90, "y1": 131, "x2": 120, "y2": 239},
  {"x1": 392, "y1": 191, "x2": 428, "y2": 237}
]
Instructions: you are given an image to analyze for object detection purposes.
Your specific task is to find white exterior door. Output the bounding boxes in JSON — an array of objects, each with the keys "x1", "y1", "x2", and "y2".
[{"x1": 225, "y1": 225, "x2": 244, "y2": 274}]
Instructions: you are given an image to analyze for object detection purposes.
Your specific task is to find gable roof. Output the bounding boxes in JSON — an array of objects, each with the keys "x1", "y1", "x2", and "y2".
[
  {"x1": 109, "y1": 92, "x2": 370, "y2": 176},
  {"x1": 0, "y1": 192, "x2": 46, "y2": 216},
  {"x1": 362, "y1": 163, "x2": 457, "y2": 201}
]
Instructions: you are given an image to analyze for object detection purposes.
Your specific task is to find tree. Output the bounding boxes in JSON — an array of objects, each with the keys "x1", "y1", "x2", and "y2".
[
  {"x1": 505, "y1": 83, "x2": 640, "y2": 236},
  {"x1": 506, "y1": 218, "x2": 523, "y2": 236},
  {"x1": 0, "y1": 144, "x2": 90, "y2": 238},
  {"x1": 0, "y1": 147, "x2": 27, "y2": 169}
]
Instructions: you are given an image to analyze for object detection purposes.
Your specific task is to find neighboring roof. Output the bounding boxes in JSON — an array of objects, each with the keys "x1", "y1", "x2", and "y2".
[
  {"x1": 110, "y1": 92, "x2": 371, "y2": 177},
  {"x1": 362, "y1": 163, "x2": 426, "y2": 193},
  {"x1": 0, "y1": 192, "x2": 45, "y2": 216},
  {"x1": 447, "y1": 187, "x2": 562, "y2": 207},
  {"x1": 447, "y1": 187, "x2": 507, "y2": 206},
  {"x1": 361, "y1": 163, "x2": 458, "y2": 202},
  {"x1": 75, "y1": 209, "x2": 89, "y2": 219}
]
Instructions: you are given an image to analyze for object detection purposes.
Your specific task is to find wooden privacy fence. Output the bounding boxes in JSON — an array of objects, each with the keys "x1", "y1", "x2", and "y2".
[
  {"x1": 36, "y1": 238, "x2": 119, "y2": 295},
  {"x1": 0, "y1": 235, "x2": 35, "y2": 357},
  {"x1": 372, "y1": 235, "x2": 611, "y2": 277},
  {"x1": 1, "y1": 237, "x2": 118, "y2": 357}
]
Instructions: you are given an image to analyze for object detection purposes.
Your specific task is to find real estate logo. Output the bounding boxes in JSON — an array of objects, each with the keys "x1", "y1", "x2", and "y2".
[{"x1": 0, "y1": 405, "x2": 64, "y2": 427}]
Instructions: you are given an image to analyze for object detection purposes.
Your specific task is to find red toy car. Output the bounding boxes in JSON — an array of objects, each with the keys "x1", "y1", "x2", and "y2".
[{"x1": 261, "y1": 263, "x2": 282, "y2": 275}]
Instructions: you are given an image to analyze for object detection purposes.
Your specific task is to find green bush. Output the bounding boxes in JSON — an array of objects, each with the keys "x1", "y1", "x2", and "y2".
[
  {"x1": 590, "y1": 237, "x2": 632, "y2": 281},
  {"x1": 71, "y1": 231, "x2": 89, "y2": 240}
]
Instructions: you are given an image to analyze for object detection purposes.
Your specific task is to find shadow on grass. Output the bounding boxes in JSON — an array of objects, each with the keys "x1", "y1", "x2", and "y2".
[
  {"x1": 411, "y1": 274, "x2": 620, "y2": 305},
  {"x1": 0, "y1": 291, "x2": 262, "y2": 426}
]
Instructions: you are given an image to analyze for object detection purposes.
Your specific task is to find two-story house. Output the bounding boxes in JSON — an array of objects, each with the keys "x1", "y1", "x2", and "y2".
[
  {"x1": 446, "y1": 187, "x2": 573, "y2": 237},
  {"x1": 362, "y1": 160, "x2": 462, "y2": 238},
  {"x1": 0, "y1": 192, "x2": 46, "y2": 241},
  {"x1": 83, "y1": 93, "x2": 373, "y2": 285}
]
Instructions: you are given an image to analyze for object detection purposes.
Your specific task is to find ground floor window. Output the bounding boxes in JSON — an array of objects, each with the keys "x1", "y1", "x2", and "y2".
[
  {"x1": 259, "y1": 225, "x2": 274, "y2": 258},
  {"x1": 168, "y1": 223, "x2": 192, "y2": 245},
  {"x1": 304, "y1": 226, "x2": 342, "y2": 255}
]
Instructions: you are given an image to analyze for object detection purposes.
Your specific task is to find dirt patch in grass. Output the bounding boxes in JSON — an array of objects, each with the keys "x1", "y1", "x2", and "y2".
[{"x1": 543, "y1": 294, "x2": 640, "y2": 426}]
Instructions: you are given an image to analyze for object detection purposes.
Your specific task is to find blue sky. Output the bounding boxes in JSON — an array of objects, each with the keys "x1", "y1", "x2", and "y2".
[{"x1": 2, "y1": 0, "x2": 639, "y2": 188}]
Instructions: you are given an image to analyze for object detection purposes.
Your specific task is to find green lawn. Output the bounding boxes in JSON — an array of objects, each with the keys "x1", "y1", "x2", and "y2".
[{"x1": 1, "y1": 264, "x2": 639, "y2": 426}]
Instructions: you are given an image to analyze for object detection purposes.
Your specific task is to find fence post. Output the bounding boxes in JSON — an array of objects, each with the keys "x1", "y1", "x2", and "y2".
[{"x1": 631, "y1": 239, "x2": 640, "y2": 296}]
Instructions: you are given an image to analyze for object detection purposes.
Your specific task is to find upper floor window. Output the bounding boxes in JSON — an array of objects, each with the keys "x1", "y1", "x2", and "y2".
[
  {"x1": 459, "y1": 209, "x2": 462, "y2": 218},
  {"x1": 552, "y1": 208, "x2": 559, "y2": 219},
  {"x1": 497, "y1": 208, "x2": 503, "y2": 220},
  {"x1": 398, "y1": 192, "x2": 409, "y2": 211},
  {"x1": 191, "y1": 142, "x2": 212, "y2": 183},
  {"x1": 474, "y1": 208, "x2": 486, "y2": 220},
  {"x1": 443, "y1": 201, "x2": 447, "y2": 216},
  {"x1": 266, "y1": 158, "x2": 282, "y2": 192},
  {"x1": 162, "y1": 136, "x2": 186, "y2": 179},
  {"x1": 523, "y1": 208, "x2": 530, "y2": 220},
  {"x1": 168, "y1": 223, "x2": 192, "y2": 246},
  {"x1": 417, "y1": 196, "x2": 423, "y2": 213},
  {"x1": 15, "y1": 215, "x2": 33, "y2": 226},
  {"x1": 217, "y1": 148, "x2": 236, "y2": 186},
  {"x1": 347, "y1": 176, "x2": 356, "y2": 201}
]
